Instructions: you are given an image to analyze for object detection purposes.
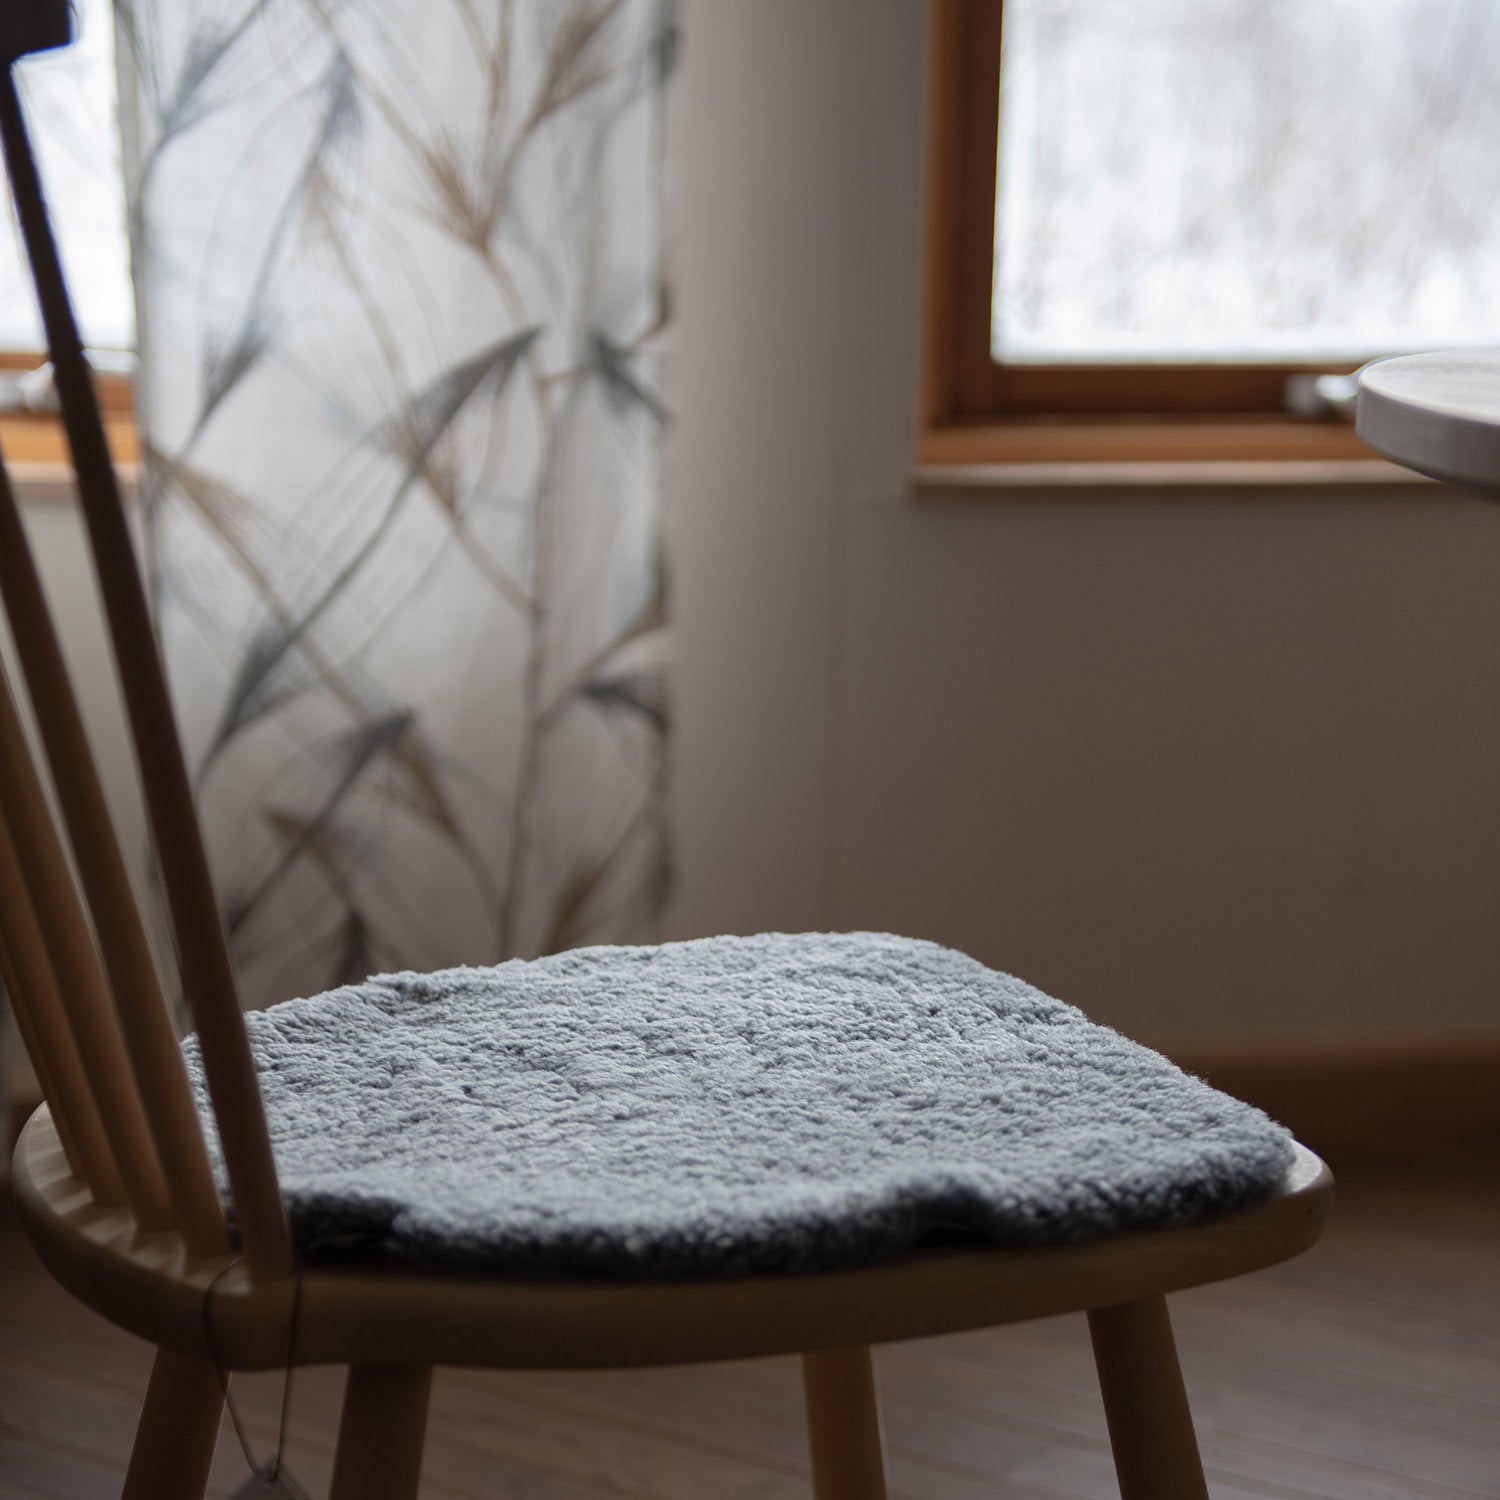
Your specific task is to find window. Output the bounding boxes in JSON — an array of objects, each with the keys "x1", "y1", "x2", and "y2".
[
  {"x1": 920, "y1": 0, "x2": 1500, "y2": 468},
  {"x1": 2, "y1": 0, "x2": 130, "y2": 350},
  {"x1": 0, "y1": 0, "x2": 134, "y2": 468}
]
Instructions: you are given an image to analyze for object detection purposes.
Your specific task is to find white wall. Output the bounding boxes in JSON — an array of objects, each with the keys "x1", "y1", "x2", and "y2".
[
  {"x1": 669, "y1": 1, "x2": 1500, "y2": 1045},
  {"x1": 13, "y1": 493, "x2": 149, "y2": 873}
]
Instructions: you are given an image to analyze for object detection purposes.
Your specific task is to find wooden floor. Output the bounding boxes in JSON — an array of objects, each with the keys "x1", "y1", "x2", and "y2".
[{"x1": 1, "y1": 1169, "x2": 1497, "y2": 1500}]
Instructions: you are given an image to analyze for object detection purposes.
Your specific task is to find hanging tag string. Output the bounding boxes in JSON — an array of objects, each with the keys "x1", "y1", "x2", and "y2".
[{"x1": 201, "y1": 1259, "x2": 305, "y2": 1484}]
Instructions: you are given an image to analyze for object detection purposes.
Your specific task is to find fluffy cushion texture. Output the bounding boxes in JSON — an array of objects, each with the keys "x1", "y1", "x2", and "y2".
[{"x1": 185, "y1": 932, "x2": 1294, "y2": 1278}]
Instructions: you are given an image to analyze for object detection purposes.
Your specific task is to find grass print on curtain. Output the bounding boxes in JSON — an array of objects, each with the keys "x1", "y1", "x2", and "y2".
[{"x1": 114, "y1": 0, "x2": 676, "y2": 1008}]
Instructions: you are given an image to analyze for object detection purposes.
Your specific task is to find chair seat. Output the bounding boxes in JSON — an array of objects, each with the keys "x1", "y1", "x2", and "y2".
[
  {"x1": 185, "y1": 932, "x2": 1295, "y2": 1279},
  {"x1": 11, "y1": 1115, "x2": 1330, "y2": 1370}
]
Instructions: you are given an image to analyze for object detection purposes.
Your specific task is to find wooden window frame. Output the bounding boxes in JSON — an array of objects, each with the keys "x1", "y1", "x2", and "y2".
[
  {"x1": 0, "y1": 351, "x2": 137, "y2": 474},
  {"x1": 918, "y1": 0, "x2": 1375, "y2": 470}
]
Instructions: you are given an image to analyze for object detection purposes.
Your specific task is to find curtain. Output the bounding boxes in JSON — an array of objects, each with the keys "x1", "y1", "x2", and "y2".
[{"x1": 114, "y1": 0, "x2": 676, "y2": 1009}]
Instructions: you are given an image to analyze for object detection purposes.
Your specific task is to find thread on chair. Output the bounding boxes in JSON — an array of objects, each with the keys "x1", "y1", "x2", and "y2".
[{"x1": 201, "y1": 1259, "x2": 307, "y2": 1492}]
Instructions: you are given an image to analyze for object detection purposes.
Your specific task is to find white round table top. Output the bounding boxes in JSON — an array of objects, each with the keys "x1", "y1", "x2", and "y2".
[{"x1": 1357, "y1": 349, "x2": 1500, "y2": 494}]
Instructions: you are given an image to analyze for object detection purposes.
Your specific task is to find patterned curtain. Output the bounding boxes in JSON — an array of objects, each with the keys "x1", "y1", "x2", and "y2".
[{"x1": 113, "y1": 0, "x2": 675, "y2": 1009}]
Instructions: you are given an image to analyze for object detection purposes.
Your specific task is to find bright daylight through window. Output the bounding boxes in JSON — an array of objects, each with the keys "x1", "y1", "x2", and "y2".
[
  {"x1": 0, "y1": 0, "x2": 131, "y2": 353},
  {"x1": 993, "y1": 0, "x2": 1500, "y2": 367}
]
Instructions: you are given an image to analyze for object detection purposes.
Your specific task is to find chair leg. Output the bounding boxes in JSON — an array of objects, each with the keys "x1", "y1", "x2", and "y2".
[
  {"x1": 801, "y1": 1345, "x2": 889, "y2": 1500},
  {"x1": 329, "y1": 1363, "x2": 432, "y2": 1500},
  {"x1": 121, "y1": 1346, "x2": 223, "y2": 1500},
  {"x1": 1087, "y1": 1296, "x2": 1210, "y2": 1500}
]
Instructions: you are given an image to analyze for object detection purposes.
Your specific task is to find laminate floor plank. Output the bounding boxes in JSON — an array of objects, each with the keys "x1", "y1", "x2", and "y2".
[
  {"x1": 0, "y1": 1434, "x2": 117, "y2": 1500},
  {"x1": 883, "y1": 1349, "x2": 1498, "y2": 1494}
]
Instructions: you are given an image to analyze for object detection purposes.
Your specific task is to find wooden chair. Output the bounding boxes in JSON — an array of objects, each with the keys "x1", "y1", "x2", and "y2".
[{"x1": 0, "y1": 42, "x2": 1332, "y2": 1500}]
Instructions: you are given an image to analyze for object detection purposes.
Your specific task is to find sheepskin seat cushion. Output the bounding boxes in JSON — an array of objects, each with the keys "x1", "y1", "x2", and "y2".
[{"x1": 186, "y1": 932, "x2": 1294, "y2": 1278}]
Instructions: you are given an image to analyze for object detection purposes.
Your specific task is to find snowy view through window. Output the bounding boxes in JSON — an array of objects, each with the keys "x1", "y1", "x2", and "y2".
[
  {"x1": 0, "y1": 0, "x2": 132, "y2": 351},
  {"x1": 994, "y1": 0, "x2": 1500, "y2": 364}
]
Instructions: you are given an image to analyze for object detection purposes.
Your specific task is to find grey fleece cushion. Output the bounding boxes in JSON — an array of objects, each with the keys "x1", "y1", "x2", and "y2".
[{"x1": 185, "y1": 932, "x2": 1294, "y2": 1277}]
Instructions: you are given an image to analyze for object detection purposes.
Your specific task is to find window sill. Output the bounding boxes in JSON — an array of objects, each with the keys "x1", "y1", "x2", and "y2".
[
  {"x1": 913, "y1": 419, "x2": 1434, "y2": 495},
  {"x1": 1, "y1": 413, "x2": 139, "y2": 500}
]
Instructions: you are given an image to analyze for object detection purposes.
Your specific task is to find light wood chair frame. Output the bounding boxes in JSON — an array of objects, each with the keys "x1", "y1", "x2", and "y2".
[{"x1": 0, "y1": 51, "x2": 1332, "y2": 1500}]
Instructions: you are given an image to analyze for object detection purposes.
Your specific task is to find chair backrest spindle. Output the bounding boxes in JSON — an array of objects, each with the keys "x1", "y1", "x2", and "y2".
[
  {"x1": 0, "y1": 939, "x2": 89, "y2": 1181},
  {"x1": 0, "y1": 810, "x2": 122, "y2": 1200},
  {"x1": 0, "y1": 931, "x2": 83, "y2": 1175},
  {"x1": 0, "y1": 465, "x2": 227, "y2": 1255},
  {"x1": 0, "y1": 661, "x2": 175, "y2": 1227},
  {"x1": 0, "y1": 64, "x2": 294, "y2": 1281}
]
